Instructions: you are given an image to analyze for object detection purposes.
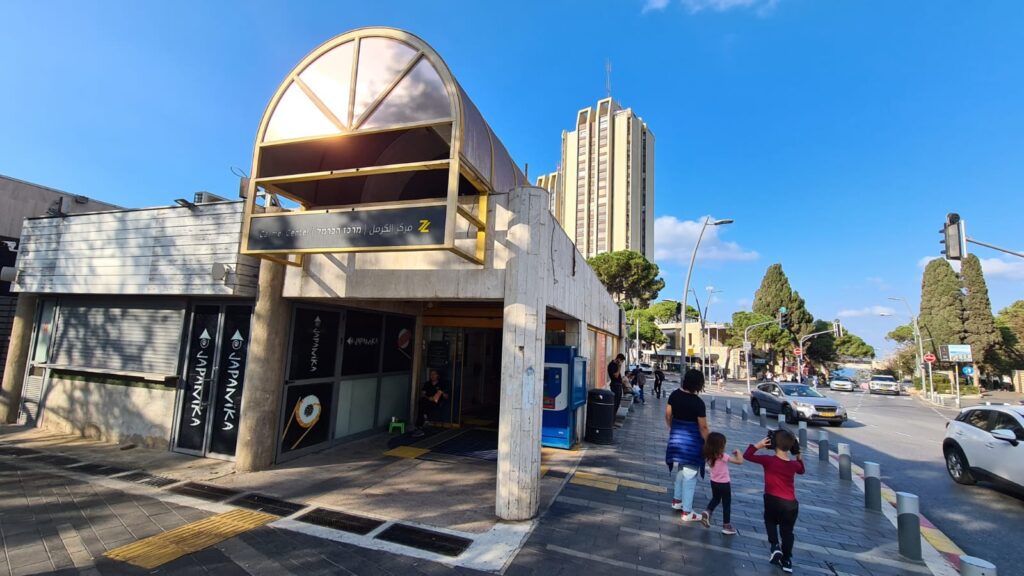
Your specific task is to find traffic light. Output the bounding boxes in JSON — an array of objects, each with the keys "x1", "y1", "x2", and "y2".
[
  {"x1": 940, "y1": 213, "x2": 966, "y2": 261},
  {"x1": 832, "y1": 319, "x2": 843, "y2": 338},
  {"x1": 778, "y1": 306, "x2": 789, "y2": 329}
]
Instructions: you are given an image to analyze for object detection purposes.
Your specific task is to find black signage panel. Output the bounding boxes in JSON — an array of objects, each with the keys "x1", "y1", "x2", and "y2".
[
  {"x1": 289, "y1": 309, "x2": 340, "y2": 381},
  {"x1": 427, "y1": 340, "x2": 450, "y2": 370},
  {"x1": 247, "y1": 205, "x2": 447, "y2": 252},
  {"x1": 208, "y1": 305, "x2": 252, "y2": 456},
  {"x1": 341, "y1": 310, "x2": 383, "y2": 376},
  {"x1": 280, "y1": 381, "x2": 333, "y2": 453},
  {"x1": 175, "y1": 305, "x2": 220, "y2": 453},
  {"x1": 382, "y1": 315, "x2": 415, "y2": 373}
]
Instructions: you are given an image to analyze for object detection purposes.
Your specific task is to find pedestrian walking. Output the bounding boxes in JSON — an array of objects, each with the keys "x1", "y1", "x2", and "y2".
[
  {"x1": 700, "y1": 432, "x2": 743, "y2": 535},
  {"x1": 631, "y1": 368, "x2": 646, "y2": 404},
  {"x1": 744, "y1": 430, "x2": 805, "y2": 574},
  {"x1": 665, "y1": 369, "x2": 709, "y2": 522},
  {"x1": 608, "y1": 353, "x2": 626, "y2": 414},
  {"x1": 653, "y1": 367, "x2": 665, "y2": 399}
]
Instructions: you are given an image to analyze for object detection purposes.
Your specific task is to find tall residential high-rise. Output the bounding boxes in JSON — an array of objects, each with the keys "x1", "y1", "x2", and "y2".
[{"x1": 536, "y1": 97, "x2": 654, "y2": 260}]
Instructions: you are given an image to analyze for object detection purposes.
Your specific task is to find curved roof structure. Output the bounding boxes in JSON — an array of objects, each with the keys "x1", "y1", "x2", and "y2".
[{"x1": 249, "y1": 27, "x2": 527, "y2": 209}]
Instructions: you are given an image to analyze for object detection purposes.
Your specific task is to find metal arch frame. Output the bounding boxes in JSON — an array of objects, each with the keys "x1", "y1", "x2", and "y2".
[{"x1": 240, "y1": 27, "x2": 492, "y2": 266}]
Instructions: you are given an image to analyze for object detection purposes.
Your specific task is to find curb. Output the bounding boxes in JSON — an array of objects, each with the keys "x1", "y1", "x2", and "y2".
[{"x1": 807, "y1": 442, "x2": 964, "y2": 576}]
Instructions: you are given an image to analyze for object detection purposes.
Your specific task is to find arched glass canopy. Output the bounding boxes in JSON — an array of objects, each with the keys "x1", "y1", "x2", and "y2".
[{"x1": 241, "y1": 28, "x2": 528, "y2": 264}]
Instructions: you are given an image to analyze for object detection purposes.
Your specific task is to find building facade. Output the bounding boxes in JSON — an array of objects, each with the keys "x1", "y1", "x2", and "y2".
[
  {"x1": 538, "y1": 98, "x2": 654, "y2": 260},
  {"x1": 0, "y1": 28, "x2": 623, "y2": 523}
]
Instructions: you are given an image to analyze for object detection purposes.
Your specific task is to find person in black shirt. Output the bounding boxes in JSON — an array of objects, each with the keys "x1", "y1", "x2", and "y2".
[
  {"x1": 414, "y1": 369, "x2": 448, "y2": 436},
  {"x1": 654, "y1": 368, "x2": 665, "y2": 399},
  {"x1": 608, "y1": 353, "x2": 626, "y2": 413},
  {"x1": 665, "y1": 369, "x2": 710, "y2": 521}
]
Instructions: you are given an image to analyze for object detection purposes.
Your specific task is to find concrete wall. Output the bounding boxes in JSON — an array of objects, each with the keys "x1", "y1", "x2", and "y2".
[
  {"x1": 0, "y1": 175, "x2": 119, "y2": 239},
  {"x1": 39, "y1": 374, "x2": 175, "y2": 448},
  {"x1": 284, "y1": 186, "x2": 621, "y2": 337}
]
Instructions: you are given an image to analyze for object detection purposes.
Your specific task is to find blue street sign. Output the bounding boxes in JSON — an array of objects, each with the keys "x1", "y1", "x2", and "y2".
[{"x1": 962, "y1": 366, "x2": 975, "y2": 376}]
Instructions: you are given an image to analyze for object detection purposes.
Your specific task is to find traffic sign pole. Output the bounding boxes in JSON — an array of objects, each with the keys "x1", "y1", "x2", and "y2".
[{"x1": 923, "y1": 353, "x2": 937, "y2": 401}]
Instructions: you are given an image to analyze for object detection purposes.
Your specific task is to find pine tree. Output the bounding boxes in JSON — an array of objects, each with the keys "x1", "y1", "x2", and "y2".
[
  {"x1": 752, "y1": 264, "x2": 814, "y2": 370},
  {"x1": 960, "y1": 254, "x2": 1000, "y2": 386},
  {"x1": 918, "y1": 259, "x2": 965, "y2": 360}
]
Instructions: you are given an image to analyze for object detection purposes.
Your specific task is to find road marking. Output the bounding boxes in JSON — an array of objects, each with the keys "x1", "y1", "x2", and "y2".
[
  {"x1": 105, "y1": 509, "x2": 276, "y2": 569},
  {"x1": 571, "y1": 471, "x2": 666, "y2": 493}
]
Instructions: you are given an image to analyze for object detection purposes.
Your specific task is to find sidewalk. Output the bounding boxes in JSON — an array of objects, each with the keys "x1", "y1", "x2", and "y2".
[{"x1": 507, "y1": 388, "x2": 941, "y2": 576}]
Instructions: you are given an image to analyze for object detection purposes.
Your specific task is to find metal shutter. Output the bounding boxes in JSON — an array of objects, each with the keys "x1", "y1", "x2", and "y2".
[{"x1": 51, "y1": 297, "x2": 187, "y2": 375}]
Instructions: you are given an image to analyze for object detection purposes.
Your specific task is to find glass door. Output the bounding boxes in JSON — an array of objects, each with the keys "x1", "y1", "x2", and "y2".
[{"x1": 19, "y1": 299, "x2": 57, "y2": 426}]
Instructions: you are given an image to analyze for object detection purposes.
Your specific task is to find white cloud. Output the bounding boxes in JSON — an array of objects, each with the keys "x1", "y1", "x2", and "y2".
[
  {"x1": 866, "y1": 276, "x2": 891, "y2": 291},
  {"x1": 643, "y1": 0, "x2": 671, "y2": 12},
  {"x1": 654, "y1": 215, "x2": 759, "y2": 265},
  {"x1": 979, "y1": 257, "x2": 1024, "y2": 280},
  {"x1": 836, "y1": 306, "x2": 895, "y2": 319},
  {"x1": 681, "y1": 0, "x2": 780, "y2": 15}
]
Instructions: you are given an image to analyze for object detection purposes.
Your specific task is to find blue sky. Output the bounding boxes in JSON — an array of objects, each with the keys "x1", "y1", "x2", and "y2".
[{"x1": 2, "y1": 0, "x2": 1022, "y2": 355}]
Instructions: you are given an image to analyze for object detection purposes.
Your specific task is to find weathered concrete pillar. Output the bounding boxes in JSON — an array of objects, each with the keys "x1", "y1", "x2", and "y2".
[
  {"x1": 235, "y1": 257, "x2": 290, "y2": 472},
  {"x1": 496, "y1": 187, "x2": 551, "y2": 521},
  {"x1": 0, "y1": 293, "x2": 38, "y2": 423}
]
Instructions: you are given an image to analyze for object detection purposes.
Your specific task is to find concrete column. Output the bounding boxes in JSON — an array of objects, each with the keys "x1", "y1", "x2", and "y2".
[
  {"x1": 235, "y1": 257, "x2": 290, "y2": 472},
  {"x1": 0, "y1": 293, "x2": 38, "y2": 423},
  {"x1": 496, "y1": 187, "x2": 551, "y2": 521}
]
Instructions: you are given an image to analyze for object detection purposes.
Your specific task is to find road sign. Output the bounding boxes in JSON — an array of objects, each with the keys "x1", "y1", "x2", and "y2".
[
  {"x1": 794, "y1": 347, "x2": 802, "y2": 356},
  {"x1": 939, "y1": 344, "x2": 973, "y2": 363},
  {"x1": 924, "y1": 353, "x2": 936, "y2": 364},
  {"x1": 743, "y1": 342, "x2": 752, "y2": 353},
  {"x1": 962, "y1": 366, "x2": 975, "y2": 376}
]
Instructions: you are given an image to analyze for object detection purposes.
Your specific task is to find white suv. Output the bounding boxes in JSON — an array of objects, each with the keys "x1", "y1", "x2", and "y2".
[
  {"x1": 868, "y1": 374, "x2": 900, "y2": 395},
  {"x1": 943, "y1": 405, "x2": 1024, "y2": 489}
]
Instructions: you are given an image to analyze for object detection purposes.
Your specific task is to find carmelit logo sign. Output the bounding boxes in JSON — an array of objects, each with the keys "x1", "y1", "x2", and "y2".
[{"x1": 246, "y1": 205, "x2": 446, "y2": 253}]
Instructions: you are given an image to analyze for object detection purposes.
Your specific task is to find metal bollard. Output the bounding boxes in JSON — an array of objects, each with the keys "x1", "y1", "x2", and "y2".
[
  {"x1": 838, "y1": 443, "x2": 851, "y2": 481},
  {"x1": 959, "y1": 556, "x2": 997, "y2": 576},
  {"x1": 710, "y1": 397, "x2": 716, "y2": 410},
  {"x1": 777, "y1": 413, "x2": 786, "y2": 426},
  {"x1": 798, "y1": 421, "x2": 807, "y2": 450},
  {"x1": 864, "y1": 462, "x2": 881, "y2": 511},
  {"x1": 897, "y1": 492, "x2": 922, "y2": 561},
  {"x1": 759, "y1": 408, "x2": 767, "y2": 428},
  {"x1": 818, "y1": 430, "x2": 829, "y2": 462},
  {"x1": 742, "y1": 404, "x2": 749, "y2": 422},
  {"x1": 726, "y1": 400, "x2": 732, "y2": 415}
]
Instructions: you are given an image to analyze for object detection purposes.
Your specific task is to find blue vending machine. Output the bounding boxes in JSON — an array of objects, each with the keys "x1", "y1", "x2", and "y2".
[{"x1": 542, "y1": 346, "x2": 588, "y2": 449}]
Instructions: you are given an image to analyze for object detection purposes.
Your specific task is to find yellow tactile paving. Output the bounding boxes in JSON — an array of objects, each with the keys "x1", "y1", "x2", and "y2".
[
  {"x1": 569, "y1": 476, "x2": 618, "y2": 491},
  {"x1": 105, "y1": 509, "x2": 275, "y2": 569},
  {"x1": 383, "y1": 446, "x2": 431, "y2": 459},
  {"x1": 922, "y1": 526, "x2": 965, "y2": 556},
  {"x1": 570, "y1": 471, "x2": 666, "y2": 494}
]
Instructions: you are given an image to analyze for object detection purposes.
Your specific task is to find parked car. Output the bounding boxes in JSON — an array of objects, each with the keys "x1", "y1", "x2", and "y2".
[
  {"x1": 750, "y1": 382, "x2": 847, "y2": 426},
  {"x1": 943, "y1": 404, "x2": 1024, "y2": 489},
  {"x1": 868, "y1": 374, "x2": 900, "y2": 395},
  {"x1": 628, "y1": 363, "x2": 654, "y2": 375},
  {"x1": 829, "y1": 378, "x2": 856, "y2": 392}
]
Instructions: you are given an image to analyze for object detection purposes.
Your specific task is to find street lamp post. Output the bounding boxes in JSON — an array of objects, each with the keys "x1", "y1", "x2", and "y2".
[
  {"x1": 704, "y1": 287, "x2": 722, "y2": 384},
  {"x1": 888, "y1": 297, "x2": 929, "y2": 397},
  {"x1": 680, "y1": 217, "x2": 733, "y2": 376}
]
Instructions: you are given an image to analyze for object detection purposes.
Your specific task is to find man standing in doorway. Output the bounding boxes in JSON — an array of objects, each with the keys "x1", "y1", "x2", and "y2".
[{"x1": 608, "y1": 353, "x2": 626, "y2": 414}]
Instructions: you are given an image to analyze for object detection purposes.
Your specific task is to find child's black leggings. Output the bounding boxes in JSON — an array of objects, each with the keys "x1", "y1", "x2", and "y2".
[
  {"x1": 706, "y1": 481, "x2": 731, "y2": 523},
  {"x1": 764, "y1": 494, "x2": 800, "y2": 558}
]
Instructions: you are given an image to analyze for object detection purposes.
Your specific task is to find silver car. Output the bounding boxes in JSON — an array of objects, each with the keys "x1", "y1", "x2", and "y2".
[
  {"x1": 750, "y1": 383, "x2": 848, "y2": 426},
  {"x1": 829, "y1": 378, "x2": 855, "y2": 392}
]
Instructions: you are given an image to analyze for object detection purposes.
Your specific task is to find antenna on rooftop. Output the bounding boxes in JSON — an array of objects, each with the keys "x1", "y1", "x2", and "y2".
[{"x1": 605, "y1": 59, "x2": 612, "y2": 98}]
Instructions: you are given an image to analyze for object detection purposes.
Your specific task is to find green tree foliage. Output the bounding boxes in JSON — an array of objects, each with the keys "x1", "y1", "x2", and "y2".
[
  {"x1": 588, "y1": 250, "x2": 665, "y2": 307},
  {"x1": 726, "y1": 311, "x2": 793, "y2": 358},
  {"x1": 960, "y1": 255, "x2": 1002, "y2": 384},
  {"x1": 648, "y1": 300, "x2": 699, "y2": 323},
  {"x1": 752, "y1": 264, "x2": 814, "y2": 336},
  {"x1": 804, "y1": 320, "x2": 837, "y2": 365},
  {"x1": 993, "y1": 301, "x2": 1024, "y2": 372},
  {"x1": 626, "y1": 308, "x2": 667, "y2": 350},
  {"x1": 885, "y1": 324, "x2": 916, "y2": 346},
  {"x1": 918, "y1": 258, "x2": 965, "y2": 358},
  {"x1": 835, "y1": 334, "x2": 875, "y2": 358}
]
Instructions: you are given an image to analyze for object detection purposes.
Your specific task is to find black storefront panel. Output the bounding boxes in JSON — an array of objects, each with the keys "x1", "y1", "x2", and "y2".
[
  {"x1": 208, "y1": 305, "x2": 252, "y2": 456},
  {"x1": 280, "y1": 381, "x2": 333, "y2": 453},
  {"x1": 176, "y1": 305, "x2": 220, "y2": 453},
  {"x1": 289, "y1": 308, "x2": 340, "y2": 381},
  {"x1": 340, "y1": 310, "x2": 382, "y2": 376}
]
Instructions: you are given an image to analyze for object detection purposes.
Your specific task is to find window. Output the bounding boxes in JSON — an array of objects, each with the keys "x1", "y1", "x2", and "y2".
[
  {"x1": 991, "y1": 412, "x2": 1024, "y2": 441},
  {"x1": 965, "y1": 410, "x2": 993, "y2": 431}
]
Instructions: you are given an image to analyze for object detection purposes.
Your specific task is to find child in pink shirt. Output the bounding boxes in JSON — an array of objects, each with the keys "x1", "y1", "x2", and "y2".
[{"x1": 700, "y1": 432, "x2": 744, "y2": 535}]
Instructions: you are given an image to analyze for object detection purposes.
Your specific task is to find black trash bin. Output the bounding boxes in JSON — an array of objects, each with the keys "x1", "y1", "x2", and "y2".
[{"x1": 585, "y1": 388, "x2": 616, "y2": 445}]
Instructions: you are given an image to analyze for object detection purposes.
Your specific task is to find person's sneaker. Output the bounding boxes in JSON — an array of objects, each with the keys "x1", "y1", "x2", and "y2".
[
  {"x1": 680, "y1": 512, "x2": 701, "y2": 522},
  {"x1": 721, "y1": 523, "x2": 737, "y2": 535},
  {"x1": 700, "y1": 511, "x2": 710, "y2": 528},
  {"x1": 781, "y1": 557, "x2": 793, "y2": 573},
  {"x1": 671, "y1": 499, "x2": 682, "y2": 510},
  {"x1": 769, "y1": 544, "x2": 783, "y2": 565}
]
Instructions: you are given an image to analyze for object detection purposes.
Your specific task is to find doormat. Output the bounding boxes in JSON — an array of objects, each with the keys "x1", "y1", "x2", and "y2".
[
  {"x1": 117, "y1": 471, "x2": 178, "y2": 488},
  {"x1": 233, "y1": 493, "x2": 306, "y2": 517},
  {"x1": 73, "y1": 463, "x2": 131, "y2": 477},
  {"x1": 295, "y1": 507, "x2": 384, "y2": 535},
  {"x1": 167, "y1": 481, "x2": 240, "y2": 502},
  {"x1": 428, "y1": 429, "x2": 498, "y2": 462},
  {"x1": 32, "y1": 454, "x2": 81, "y2": 467},
  {"x1": 386, "y1": 426, "x2": 445, "y2": 449}
]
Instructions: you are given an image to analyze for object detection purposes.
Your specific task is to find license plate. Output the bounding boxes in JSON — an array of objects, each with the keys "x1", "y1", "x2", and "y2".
[{"x1": 818, "y1": 412, "x2": 835, "y2": 417}]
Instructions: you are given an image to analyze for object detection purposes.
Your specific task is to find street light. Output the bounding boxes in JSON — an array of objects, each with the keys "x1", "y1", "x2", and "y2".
[
  {"x1": 880, "y1": 298, "x2": 931, "y2": 399},
  {"x1": 681, "y1": 217, "x2": 733, "y2": 374},
  {"x1": 704, "y1": 287, "x2": 723, "y2": 383}
]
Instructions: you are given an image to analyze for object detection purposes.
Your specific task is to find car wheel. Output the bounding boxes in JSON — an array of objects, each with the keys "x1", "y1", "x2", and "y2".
[
  {"x1": 945, "y1": 446, "x2": 976, "y2": 485},
  {"x1": 783, "y1": 405, "x2": 797, "y2": 425},
  {"x1": 751, "y1": 398, "x2": 760, "y2": 415}
]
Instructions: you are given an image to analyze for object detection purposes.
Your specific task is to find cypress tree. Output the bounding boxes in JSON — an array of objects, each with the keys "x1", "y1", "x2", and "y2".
[
  {"x1": 961, "y1": 254, "x2": 1000, "y2": 386},
  {"x1": 918, "y1": 259, "x2": 965, "y2": 360},
  {"x1": 752, "y1": 264, "x2": 814, "y2": 370}
]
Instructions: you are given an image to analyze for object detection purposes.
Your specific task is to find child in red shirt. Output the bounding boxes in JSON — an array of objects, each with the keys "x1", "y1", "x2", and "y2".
[{"x1": 744, "y1": 430, "x2": 805, "y2": 574}]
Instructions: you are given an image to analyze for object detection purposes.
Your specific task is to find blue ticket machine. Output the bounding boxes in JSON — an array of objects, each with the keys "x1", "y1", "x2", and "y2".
[{"x1": 542, "y1": 346, "x2": 588, "y2": 449}]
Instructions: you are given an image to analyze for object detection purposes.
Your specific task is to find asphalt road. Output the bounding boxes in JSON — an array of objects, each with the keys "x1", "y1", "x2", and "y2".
[{"x1": 706, "y1": 382, "x2": 1024, "y2": 571}]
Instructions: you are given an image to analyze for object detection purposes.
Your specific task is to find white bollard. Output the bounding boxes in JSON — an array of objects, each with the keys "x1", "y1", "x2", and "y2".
[{"x1": 959, "y1": 556, "x2": 997, "y2": 576}]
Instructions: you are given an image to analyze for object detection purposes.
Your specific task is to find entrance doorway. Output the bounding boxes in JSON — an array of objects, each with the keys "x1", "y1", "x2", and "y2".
[
  {"x1": 422, "y1": 327, "x2": 501, "y2": 427},
  {"x1": 172, "y1": 303, "x2": 253, "y2": 459}
]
